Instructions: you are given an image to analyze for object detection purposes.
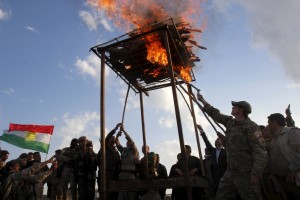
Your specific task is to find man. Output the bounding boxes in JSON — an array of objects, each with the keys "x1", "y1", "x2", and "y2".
[
  {"x1": 169, "y1": 153, "x2": 184, "y2": 200},
  {"x1": 116, "y1": 125, "x2": 140, "y2": 200},
  {"x1": 0, "y1": 150, "x2": 9, "y2": 170},
  {"x1": 2, "y1": 156, "x2": 57, "y2": 199},
  {"x1": 268, "y1": 113, "x2": 300, "y2": 199},
  {"x1": 58, "y1": 138, "x2": 79, "y2": 200},
  {"x1": 198, "y1": 124, "x2": 227, "y2": 195},
  {"x1": 74, "y1": 136, "x2": 97, "y2": 200},
  {"x1": 203, "y1": 148, "x2": 215, "y2": 199},
  {"x1": 140, "y1": 145, "x2": 159, "y2": 178},
  {"x1": 97, "y1": 123, "x2": 122, "y2": 200},
  {"x1": 174, "y1": 145, "x2": 203, "y2": 200},
  {"x1": 138, "y1": 145, "x2": 159, "y2": 199},
  {"x1": 197, "y1": 94, "x2": 268, "y2": 200},
  {"x1": 156, "y1": 154, "x2": 168, "y2": 199},
  {"x1": 0, "y1": 150, "x2": 9, "y2": 184},
  {"x1": 25, "y1": 152, "x2": 49, "y2": 200}
]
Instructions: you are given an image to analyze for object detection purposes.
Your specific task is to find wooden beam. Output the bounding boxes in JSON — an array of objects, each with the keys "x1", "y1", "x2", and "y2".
[{"x1": 109, "y1": 176, "x2": 209, "y2": 192}]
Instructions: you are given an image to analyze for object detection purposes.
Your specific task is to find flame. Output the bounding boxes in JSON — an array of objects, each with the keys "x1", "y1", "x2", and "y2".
[
  {"x1": 89, "y1": 0, "x2": 204, "y2": 83},
  {"x1": 174, "y1": 65, "x2": 192, "y2": 82},
  {"x1": 89, "y1": 0, "x2": 204, "y2": 32},
  {"x1": 144, "y1": 30, "x2": 168, "y2": 70}
]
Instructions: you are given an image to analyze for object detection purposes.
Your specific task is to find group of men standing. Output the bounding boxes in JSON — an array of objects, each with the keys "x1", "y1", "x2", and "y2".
[
  {"x1": 197, "y1": 93, "x2": 300, "y2": 200},
  {"x1": 0, "y1": 92, "x2": 299, "y2": 200}
]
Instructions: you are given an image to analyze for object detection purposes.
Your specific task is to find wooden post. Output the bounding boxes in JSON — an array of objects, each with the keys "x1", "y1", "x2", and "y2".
[
  {"x1": 100, "y1": 51, "x2": 106, "y2": 200},
  {"x1": 163, "y1": 29, "x2": 193, "y2": 200}
]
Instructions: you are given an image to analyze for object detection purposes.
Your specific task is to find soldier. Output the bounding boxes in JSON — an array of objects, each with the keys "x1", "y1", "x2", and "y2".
[
  {"x1": 2, "y1": 156, "x2": 57, "y2": 200},
  {"x1": 197, "y1": 94, "x2": 268, "y2": 200},
  {"x1": 74, "y1": 136, "x2": 97, "y2": 200},
  {"x1": 268, "y1": 113, "x2": 300, "y2": 199},
  {"x1": 57, "y1": 138, "x2": 79, "y2": 200},
  {"x1": 47, "y1": 149, "x2": 62, "y2": 200},
  {"x1": 0, "y1": 150, "x2": 9, "y2": 170},
  {"x1": 0, "y1": 150, "x2": 9, "y2": 185}
]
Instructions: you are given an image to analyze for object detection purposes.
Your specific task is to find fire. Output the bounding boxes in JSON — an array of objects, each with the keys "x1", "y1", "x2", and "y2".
[
  {"x1": 89, "y1": 0, "x2": 205, "y2": 83},
  {"x1": 146, "y1": 41, "x2": 168, "y2": 67},
  {"x1": 174, "y1": 65, "x2": 192, "y2": 82}
]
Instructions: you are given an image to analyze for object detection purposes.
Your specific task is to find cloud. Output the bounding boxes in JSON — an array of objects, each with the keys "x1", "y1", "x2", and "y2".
[
  {"x1": 64, "y1": 75, "x2": 74, "y2": 80},
  {"x1": 155, "y1": 139, "x2": 180, "y2": 169},
  {"x1": 1, "y1": 88, "x2": 16, "y2": 95},
  {"x1": 286, "y1": 82, "x2": 300, "y2": 89},
  {"x1": 212, "y1": 0, "x2": 300, "y2": 81},
  {"x1": 0, "y1": 7, "x2": 10, "y2": 20},
  {"x1": 159, "y1": 116, "x2": 175, "y2": 128},
  {"x1": 79, "y1": 10, "x2": 113, "y2": 32},
  {"x1": 25, "y1": 26, "x2": 39, "y2": 33},
  {"x1": 100, "y1": 17, "x2": 113, "y2": 32},
  {"x1": 57, "y1": 112, "x2": 101, "y2": 150},
  {"x1": 79, "y1": 10, "x2": 98, "y2": 31},
  {"x1": 75, "y1": 54, "x2": 108, "y2": 85}
]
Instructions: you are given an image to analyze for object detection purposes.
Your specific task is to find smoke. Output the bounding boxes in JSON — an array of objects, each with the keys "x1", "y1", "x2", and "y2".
[
  {"x1": 88, "y1": 0, "x2": 205, "y2": 30},
  {"x1": 212, "y1": 0, "x2": 300, "y2": 82}
]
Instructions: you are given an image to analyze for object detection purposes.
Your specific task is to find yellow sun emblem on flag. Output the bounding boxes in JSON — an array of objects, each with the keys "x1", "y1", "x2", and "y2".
[{"x1": 25, "y1": 131, "x2": 37, "y2": 141}]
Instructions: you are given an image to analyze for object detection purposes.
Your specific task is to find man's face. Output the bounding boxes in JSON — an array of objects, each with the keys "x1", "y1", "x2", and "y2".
[
  {"x1": 268, "y1": 120, "x2": 278, "y2": 135},
  {"x1": 71, "y1": 140, "x2": 79, "y2": 149},
  {"x1": 12, "y1": 163, "x2": 20, "y2": 172},
  {"x1": 231, "y1": 105, "x2": 243, "y2": 116},
  {"x1": 28, "y1": 154, "x2": 34, "y2": 161},
  {"x1": 19, "y1": 158, "x2": 27, "y2": 167},
  {"x1": 215, "y1": 138, "x2": 222, "y2": 148},
  {"x1": 185, "y1": 146, "x2": 191, "y2": 156},
  {"x1": 34, "y1": 153, "x2": 41, "y2": 162},
  {"x1": 1, "y1": 154, "x2": 9, "y2": 161},
  {"x1": 79, "y1": 138, "x2": 87, "y2": 148}
]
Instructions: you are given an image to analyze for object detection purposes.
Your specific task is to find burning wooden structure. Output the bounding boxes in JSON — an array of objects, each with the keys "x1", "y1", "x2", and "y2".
[{"x1": 91, "y1": 19, "x2": 208, "y2": 200}]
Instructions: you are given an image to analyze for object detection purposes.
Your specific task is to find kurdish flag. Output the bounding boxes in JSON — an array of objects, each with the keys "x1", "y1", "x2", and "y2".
[{"x1": 0, "y1": 123, "x2": 54, "y2": 153}]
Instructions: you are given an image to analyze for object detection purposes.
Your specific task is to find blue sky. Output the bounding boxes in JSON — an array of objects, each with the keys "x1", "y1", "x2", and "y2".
[{"x1": 0, "y1": 0, "x2": 299, "y2": 176}]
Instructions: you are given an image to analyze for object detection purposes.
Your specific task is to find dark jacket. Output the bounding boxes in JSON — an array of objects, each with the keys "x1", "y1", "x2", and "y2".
[{"x1": 201, "y1": 131, "x2": 227, "y2": 192}]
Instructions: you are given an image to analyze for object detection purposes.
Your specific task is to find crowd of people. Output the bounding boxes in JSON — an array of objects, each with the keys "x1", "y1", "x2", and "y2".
[
  {"x1": 196, "y1": 93, "x2": 300, "y2": 200},
  {"x1": 0, "y1": 94, "x2": 299, "y2": 200}
]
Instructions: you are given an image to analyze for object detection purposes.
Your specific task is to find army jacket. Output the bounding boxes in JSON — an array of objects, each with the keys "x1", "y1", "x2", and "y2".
[{"x1": 204, "y1": 105, "x2": 268, "y2": 177}]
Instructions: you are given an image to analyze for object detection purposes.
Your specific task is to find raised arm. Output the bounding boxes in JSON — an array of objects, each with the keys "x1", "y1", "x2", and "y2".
[
  {"x1": 105, "y1": 123, "x2": 122, "y2": 143},
  {"x1": 197, "y1": 94, "x2": 233, "y2": 126},
  {"x1": 197, "y1": 124, "x2": 214, "y2": 152}
]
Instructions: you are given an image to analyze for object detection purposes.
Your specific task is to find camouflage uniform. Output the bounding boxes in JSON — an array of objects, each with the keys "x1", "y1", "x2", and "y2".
[
  {"x1": 74, "y1": 147, "x2": 97, "y2": 200},
  {"x1": 2, "y1": 160, "x2": 55, "y2": 200},
  {"x1": 58, "y1": 146, "x2": 78, "y2": 200},
  {"x1": 204, "y1": 105, "x2": 268, "y2": 200}
]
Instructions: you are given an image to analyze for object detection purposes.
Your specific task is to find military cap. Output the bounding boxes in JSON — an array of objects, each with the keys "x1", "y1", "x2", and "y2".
[{"x1": 232, "y1": 101, "x2": 252, "y2": 114}]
